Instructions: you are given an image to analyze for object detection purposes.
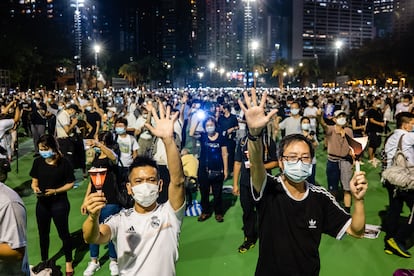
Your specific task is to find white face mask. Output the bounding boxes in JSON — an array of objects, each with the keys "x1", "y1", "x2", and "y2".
[
  {"x1": 336, "y1": 117, "x2": 347, "y2": 126},
  {"x1": 131, "y1": 183, "x2": 159, "y2": 207},
  {"x1": 206, "y1": 126, "x2": 215, "y2": 134},
  {"x1": 291, "y1": 108, "x2": 300, "y2": 115},
  {"x1": 301, "y1": 123, "x2": 310, "y2": 131}
]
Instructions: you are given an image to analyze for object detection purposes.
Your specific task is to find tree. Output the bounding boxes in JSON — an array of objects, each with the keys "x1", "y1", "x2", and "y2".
[
  {"x1": 118, "y1": 62, "x2": 141, "y2": 87},
  {"x1": 271, "y1": 59, "x2": 288, "y2": 90},
  {"x1": 296, "y1": 59, "x2": 320, "y2": 87}
]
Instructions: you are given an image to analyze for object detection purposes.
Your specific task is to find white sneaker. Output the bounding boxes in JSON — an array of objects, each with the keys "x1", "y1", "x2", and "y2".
[
  {"x1": 109, "y1": 261, "x2": 119, "y2": 276},
  {"x1": 84, "y1": 261, "x2": 100, "y2": 276}
]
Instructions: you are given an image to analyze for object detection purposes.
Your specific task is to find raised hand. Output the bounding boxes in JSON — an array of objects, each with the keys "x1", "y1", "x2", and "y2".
[
  {"x1": 85, "y1": 192, "x2": 107, "y2": 220},
  {"x1": 349, "y1": 171, "x2": 368, "y2": 200},
  {"x1": 238, "y1": 89, "x2": 278, "y2": 136},
  {"x1": 145, "y1": 104, "x2": 178, "y2": 140}
]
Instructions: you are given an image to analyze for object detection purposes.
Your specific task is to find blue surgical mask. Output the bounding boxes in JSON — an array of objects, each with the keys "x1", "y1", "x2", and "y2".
[
  {"x1": 94, "y1": 147, "x2": 101, "y2": 154},
  {"x1": 85, "y1": 106, "x2": 92, "y2": 112},
  {"x1": 115, "y1": 127, "x2": 126, "y2": 135},
  {"x1": 39, "y1": 150, "x2": 54, "y2": 159},
  {"x1": 283, "y1": 161, "x2": 312, "y2": 183}
]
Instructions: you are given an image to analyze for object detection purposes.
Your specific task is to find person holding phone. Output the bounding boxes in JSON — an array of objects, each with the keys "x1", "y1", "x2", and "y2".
[{"x1": 30, "y1": 134, "x2": 75, "y2": 276}]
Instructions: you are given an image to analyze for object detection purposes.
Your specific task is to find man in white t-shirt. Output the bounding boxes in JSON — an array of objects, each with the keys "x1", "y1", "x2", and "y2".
[
  {"x1": 0, "y1": 101, "x2": 20, "y2": 182},
  {"x1": 303, "y1": 99, "x2": 318, "y2": 133},
  {"x1": 83, "y1": 105, "x2": 185, "y2": 276},
  {"x1": 0, "y1": 182, "x2": 30, "y2": 276},
  {"x1": 114, "y1": 117, "x2": 139, "y2": 184},
  {"x1": 276, "y1": 101, "x2": 302, "y2": 137}
]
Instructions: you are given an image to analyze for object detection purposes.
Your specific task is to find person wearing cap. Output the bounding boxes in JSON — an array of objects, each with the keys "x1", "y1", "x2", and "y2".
[
  {"x1": 55, "y1": 103, "x2": 80, "y2": 167},
  {"x1": 318, "y1": 109, "x2": 354, "y2": 212}
]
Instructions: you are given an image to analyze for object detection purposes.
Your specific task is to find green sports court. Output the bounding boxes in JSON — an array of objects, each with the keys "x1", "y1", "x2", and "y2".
[{"x1": 7, "y1": 137, "x2": 413, "y2": 276}]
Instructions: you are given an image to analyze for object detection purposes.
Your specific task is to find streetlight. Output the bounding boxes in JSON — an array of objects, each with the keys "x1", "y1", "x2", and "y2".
[
  {"x1": 93, "y1": 44, "x2": 101, "y2": 90},
  {"x1": 334, "y1": 39, "x2": 343, "y2": 88},
  {"x1": 248, "y1": 39, "x2": 260, "y2": 88}
]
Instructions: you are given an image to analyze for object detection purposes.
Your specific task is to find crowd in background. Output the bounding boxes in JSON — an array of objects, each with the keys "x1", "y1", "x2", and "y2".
[{"x1": 1, "y1": 86, "x2": 414, "y2": 275}]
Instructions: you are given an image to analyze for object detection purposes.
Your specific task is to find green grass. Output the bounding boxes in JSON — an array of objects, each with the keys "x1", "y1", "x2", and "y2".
[{"x1": 7, "y1": 136, "x2": 414, "y2": 276}]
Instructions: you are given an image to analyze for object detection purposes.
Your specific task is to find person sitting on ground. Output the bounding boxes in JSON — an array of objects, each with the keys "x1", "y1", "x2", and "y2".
[{"x1": 181, "y1": 148, "x2": 199, "y2": 207}]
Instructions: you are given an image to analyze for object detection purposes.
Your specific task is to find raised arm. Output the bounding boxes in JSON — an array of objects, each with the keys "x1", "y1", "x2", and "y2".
[
  {"x1": 146, "y1": 104, "x2": 185, "y2": 210},
  {"x1": 238, "y1": 89, "x2": 278, "y2": 193},
  {"x1": 346, "y1": 171, "x2": 368, "y2": 237}
]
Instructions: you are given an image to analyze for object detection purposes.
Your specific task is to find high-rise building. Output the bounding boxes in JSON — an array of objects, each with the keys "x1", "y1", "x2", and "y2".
[
  {"x1": 292, "y1": 0, "x2": 374, "y2": 63},
  {"x1": 393, "y1": 0, "x2": 414, "y2": 39},
  {"x1": 203, "y1": 0, "x2": 240, "y2": 71},
  {"x1": 374, "y1": 0, "x2": 394, "y2": 38},
  {"x1": 373, "y1": 0, "x2": 414, "y2": 39}
]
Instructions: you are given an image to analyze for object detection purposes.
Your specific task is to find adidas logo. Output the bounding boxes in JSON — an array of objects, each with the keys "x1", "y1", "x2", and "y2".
[
  {"x1": 308, "y1": 219, "x2": 317, "y2": 229},
  {"x1": 126, "y1": 226, "x2": 136, "y2": 233}
]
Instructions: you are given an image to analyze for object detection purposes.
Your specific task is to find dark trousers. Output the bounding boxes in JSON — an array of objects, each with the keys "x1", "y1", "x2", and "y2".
[
  {"x1": 57, "y1": 138, "x2": 75, "y2": 168},
  {"x1": 326, "y1": 160, "x2": 340, "y2": 192},
  {"x1": 385, "y1": 189, "x2": 414, "y2": 244},
  {"x1": 240, "y1": 184, "x2": 258, "y2": 242},
  {"x1": 32, "y1": 124, "x2": 46, "y2": 153},
  {"x1": 157, "y1": 165, "x2": 170, "y2": 204},
  {"x1": 36, "y1": 196, "x2": 72, "y2": 262},
  {"x1": 199, "y1": 172, "x2": 224, "y2": 215},
  {"x1": 226, "y1": 139, "x2": 236, "y2": 174}
]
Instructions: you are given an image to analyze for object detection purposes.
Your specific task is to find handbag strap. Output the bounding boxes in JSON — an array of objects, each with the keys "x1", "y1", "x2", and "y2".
[{"x1": 394, "y1": 134, "x2": 407, "y2": 168}]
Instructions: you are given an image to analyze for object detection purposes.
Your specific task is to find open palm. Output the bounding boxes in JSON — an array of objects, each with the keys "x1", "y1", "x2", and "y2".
[
  {"x1": 145, "y1": 104, "x2": 177, "y2": 139},
  {"x1": 238, "y1": 89, "x2": 278, "y2": 135}
]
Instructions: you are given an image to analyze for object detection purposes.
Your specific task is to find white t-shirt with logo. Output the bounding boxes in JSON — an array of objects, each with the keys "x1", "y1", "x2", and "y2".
[
  {"x1": 117, "y1": 135, "x2": 139, "y2": 168},
  {"x1": 106, "y1": 202, "x2": 185, "y2": 276}
]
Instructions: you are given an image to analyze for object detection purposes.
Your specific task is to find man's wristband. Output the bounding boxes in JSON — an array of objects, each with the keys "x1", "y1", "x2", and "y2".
[{"x1": 247, "y1": 131, "x2": 262, "y2": 141}]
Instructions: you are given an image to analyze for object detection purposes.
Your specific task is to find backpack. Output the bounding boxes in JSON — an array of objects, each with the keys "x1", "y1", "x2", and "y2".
[
  {"x1": 112, "y1": 133, "x2": 135, "y2": 208},
  {"x1": 149, "y1": 132, "x2": 181, "y2": 159},
  {"x1": 382, "y1": 134, "x2": 414, "y2": 190}
]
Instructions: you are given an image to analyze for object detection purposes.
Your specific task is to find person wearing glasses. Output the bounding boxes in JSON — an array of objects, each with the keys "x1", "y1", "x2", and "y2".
[{"x1": 238, "y1": 89, "x2": 368, "y2": 276}]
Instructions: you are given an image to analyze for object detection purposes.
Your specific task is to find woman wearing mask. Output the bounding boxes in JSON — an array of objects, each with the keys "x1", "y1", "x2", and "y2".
[
  {"x1": 30, "y1": 134, "x2": 75, "y2": 275},
  {"x1": 351, "y1": 108, "x2": 366, "y2": 138},
  {"x1": 190, "y1": 116, "x2": 228, "y2": 222},
  {"x1": 81, "y1": 131, "x2": 123, "y2": 276},
  {"x1": 300, "y1": 117, "x2": 318, "y2": 185}
]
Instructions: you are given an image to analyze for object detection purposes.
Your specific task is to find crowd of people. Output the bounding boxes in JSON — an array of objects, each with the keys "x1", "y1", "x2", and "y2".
[{"x1": 0, "y1": 86, "x2": 413, "y2": 275}]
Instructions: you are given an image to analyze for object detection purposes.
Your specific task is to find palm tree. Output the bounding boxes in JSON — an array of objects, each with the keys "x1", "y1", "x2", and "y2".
[
  {"x1": 118, "y1": 62, "x2": 141, "y2": 87},
  {"x1": 253, "y1": 63, "x2": 266, "y2": 87},
  {"x1": 296, "y1": 59, "x2": 320, "y2": 87},
  {"x1": 271, "y1": 59, "x2": 288, "y2": 90}
]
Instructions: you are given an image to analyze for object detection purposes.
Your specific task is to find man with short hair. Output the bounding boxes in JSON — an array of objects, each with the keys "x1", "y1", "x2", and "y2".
[
  {"x1": 395, "y1": 94, "x2": 413, "y2": 116},
  {"x1": 83, "y1": 105, "x2": 185, "y2": 275},
  {"x1": 319, "y1": 110, "x2": 354, "y2": 212},
  {"x1": 55, "y1": 104, "x2": 80, "y2": 168},
  {"x1": 238, "y1": 90, "x2": 368, "y2": 275},
  {"x1": 114, "y1": 118, "x2": 139, "y2": 184},
  {"x1": 383, "y1": 112, "x2": 414, "y2": 258},
  {"x1": 276, "y1": 101, "x2": 302, "y2": 137}
]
